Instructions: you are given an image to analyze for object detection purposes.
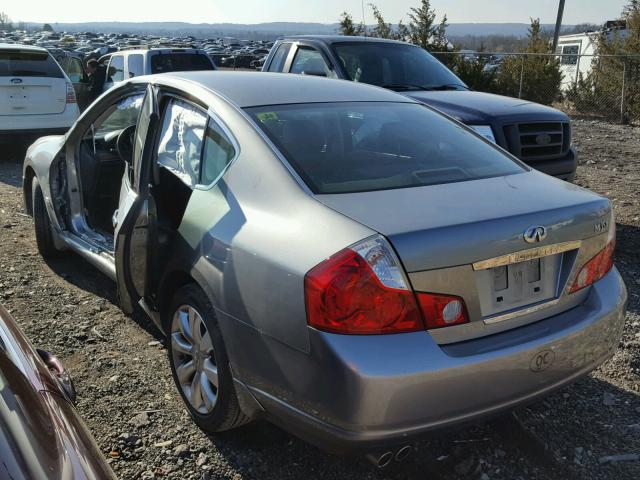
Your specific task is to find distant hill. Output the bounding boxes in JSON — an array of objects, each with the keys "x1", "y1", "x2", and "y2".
[{"x1": 25, "y1": 21, "x2": 570, "y2": 40}]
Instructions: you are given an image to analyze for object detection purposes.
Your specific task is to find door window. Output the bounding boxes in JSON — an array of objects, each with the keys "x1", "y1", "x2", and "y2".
[
  {"x1": 109, "y1": 55, "x2": 125, "y2": 82},
  {"x1": 290, "y1": 47, "x2": 333, "y2": 77},
  {"x1": 93, "y1": 93, "x2": 145, "y2": 138},
  {"x1": 267, "y1": 43, "x2": 292, "y2": 72},
  {"x1": 127, "y1": 54, "x2": 144, "y2": 78},
  {"x1": 156, "y1": 98, "x2": 207, "y2": 188},
  {"x1": 201, "y1": 119, "x2": 236, "y2": 185}
]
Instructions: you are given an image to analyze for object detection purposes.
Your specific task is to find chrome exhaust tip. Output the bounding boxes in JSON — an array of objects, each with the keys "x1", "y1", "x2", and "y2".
[
  {"x1": 366, "y1": 451, "x2": 394, "y2": 469},
  {"x1": 395, "y1": 444, "x2": 413, "y2": 462}
]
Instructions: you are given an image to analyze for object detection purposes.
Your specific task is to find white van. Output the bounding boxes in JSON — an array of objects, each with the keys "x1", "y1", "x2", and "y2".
[
  {"x1": 100, "y1": 48, "x2": 216, "y2": 92},
  {"x1": 0, "y1": 44, "x2": 79, "y2": 143}
]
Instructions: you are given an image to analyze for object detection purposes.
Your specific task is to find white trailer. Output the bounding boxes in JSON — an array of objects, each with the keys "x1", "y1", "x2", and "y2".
[
  {"x1": 556, "y1": 31, "x2": 599, "y2": 91},
  {"x1": 557, "y1": 21, "x2": 628, "y2": 91}
]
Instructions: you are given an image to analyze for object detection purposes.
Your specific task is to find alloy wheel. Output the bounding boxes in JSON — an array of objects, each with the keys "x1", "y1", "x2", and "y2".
[{"x1": 170, "y1": 305, "x2": 219, "y2": 414}]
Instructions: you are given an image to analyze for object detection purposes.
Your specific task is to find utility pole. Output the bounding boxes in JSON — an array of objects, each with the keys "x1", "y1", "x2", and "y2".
[{"x1": 552, "y1": 0, "x2": 566, "y2": 52}]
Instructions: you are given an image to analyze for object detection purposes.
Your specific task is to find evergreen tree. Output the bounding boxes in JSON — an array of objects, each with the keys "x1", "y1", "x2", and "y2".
[
  {"x1": 496, "y1": 18, "x2": 562, "y2": 105},
  {"x1": 407, "y1": 0, "x2": 449, "y2": 51},
  {"x1": 339, "y1": 12, "x2": 363, "y2": 36},
  {"x1": 340, "y1": 12, "x2": 362, "y2": 37},
  {"x1": 370, "y1": 4, "x2": 393, "y2": 39},
  {"x1": 395, "y1": 20, "x2": 410, "y2": 42}
]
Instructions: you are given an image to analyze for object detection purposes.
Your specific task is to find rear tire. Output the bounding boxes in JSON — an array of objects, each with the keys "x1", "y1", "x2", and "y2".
[
  {"x1": 167, "y1": 284, "x2": 250, "y2": 433},
  {"x1": 32, "y1": 177, "x2": 61, "y2": 259}
]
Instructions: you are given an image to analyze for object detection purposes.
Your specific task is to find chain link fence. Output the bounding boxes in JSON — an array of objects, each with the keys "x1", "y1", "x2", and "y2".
[{"x1": 433, "y1": 51, "x2": 640, "y2": 124}]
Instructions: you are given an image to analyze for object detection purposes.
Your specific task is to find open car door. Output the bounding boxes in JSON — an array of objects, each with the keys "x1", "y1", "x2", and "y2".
[{"x1": 114, "y1": 83, "x2": 159, "y2": 314}]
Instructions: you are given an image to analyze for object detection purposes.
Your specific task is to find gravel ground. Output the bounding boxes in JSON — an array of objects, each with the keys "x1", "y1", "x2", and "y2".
[{"x1": 0, "y1": 119, "x2": 638, "y2": 480}]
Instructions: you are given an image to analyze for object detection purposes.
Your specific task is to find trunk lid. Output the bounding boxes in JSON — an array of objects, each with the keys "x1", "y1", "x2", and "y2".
[
  {"x1": 0, "y1": 77, "x2": 67, "y2": 115},
  {"x1": 318, "y1": 171, "x2": 609, "y2": 272},
  {"x1": 317, "y1": 171, "x2": 611, "y2": 342}
]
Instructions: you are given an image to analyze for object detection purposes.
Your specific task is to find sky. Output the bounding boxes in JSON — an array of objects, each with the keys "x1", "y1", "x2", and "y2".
[{"x1": 1, "y1": 0, "x2": 630, "y2": 25}]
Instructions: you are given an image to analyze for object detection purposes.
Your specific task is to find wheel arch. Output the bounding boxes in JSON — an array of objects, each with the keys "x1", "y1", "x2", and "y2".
[
  {"x1": 23, "y1": 165, "x2": 36, "y2": 216},
  {"x1": 157, "y1": 266, "x2": 220, "y2": 333},
  {"x1": 157, "y1": 269, "x2": 195, "y2": 330}
]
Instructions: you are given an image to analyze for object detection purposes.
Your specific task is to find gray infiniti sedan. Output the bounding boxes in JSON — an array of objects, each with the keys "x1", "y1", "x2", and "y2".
[{"x1": 23, "y1": 72, "x2": 627, "y2": 466}]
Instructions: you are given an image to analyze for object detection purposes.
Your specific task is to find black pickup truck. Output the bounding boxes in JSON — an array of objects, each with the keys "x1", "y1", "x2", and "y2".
[{"x1": 263, "y1": 36, "x2": 577, "y2": 181}]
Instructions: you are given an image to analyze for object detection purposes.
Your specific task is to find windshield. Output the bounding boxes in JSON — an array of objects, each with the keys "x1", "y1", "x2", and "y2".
[
  {"x1": 0, "y1": 50, "x2": 63, "y2": 78},
  {"x1": 332, "y1": 42, "x2": 466, "y2": 91},
  {"x1": 150, "y1": 53, "x2": 214, "y2": 74},
  {"x1": 247, "y1": 102, "x2": 524, "y2": 194}
]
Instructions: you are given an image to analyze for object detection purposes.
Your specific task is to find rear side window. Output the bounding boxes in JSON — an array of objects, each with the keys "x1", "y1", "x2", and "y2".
[
  {"x1": 157, "y1": 98, "x2": 207, "y2": 188},
  {"x1": 267, "y1": 43, "x2": 291, "y2": 72},
  {"x1": 150, "y1": 54, "x2": 214, "y2": 74},
  {"x1": 127, "y1": 54, "x2": 143, "y2": 78},
  {"x1": 0, "y1": 50, "x2": 63, "y2": 78},
  {"x1": 248, "y1": 102, "x2": 524, "y2": 194},
  {"x1": 201, "y1": 120, "x2": 236, "y2": 185},
  {"x1": 109, "y1": 55, "x2": 125, "y2": 82}
]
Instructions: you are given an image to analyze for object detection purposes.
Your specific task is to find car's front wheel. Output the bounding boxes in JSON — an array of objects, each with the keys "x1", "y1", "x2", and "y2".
[
  {"x1": 32, "y1": 177, "x2": 62, "y2": 259},
  {"x1": 167, "y1": 284, "x2": 250, "y2": 432}
]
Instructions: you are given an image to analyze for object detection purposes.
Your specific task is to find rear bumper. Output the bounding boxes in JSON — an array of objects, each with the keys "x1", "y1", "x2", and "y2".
[
  {"x1": 0, "y1": 127, "x2": 69, "y2": 144},
  {"x1": 522, "y1": 146, "x2": 577, "y2": 182},
  {"x1": 0, "y1": 105, "x2": 78, "y2": 144},
  {"x1": 248, "y1": 268, "x2": 626, "y2": 453}
]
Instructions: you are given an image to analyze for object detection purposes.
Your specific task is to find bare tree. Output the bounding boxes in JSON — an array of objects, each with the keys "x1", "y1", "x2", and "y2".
[{"x1": 0, "y1": 12, "x2": 14, "y2": 31}]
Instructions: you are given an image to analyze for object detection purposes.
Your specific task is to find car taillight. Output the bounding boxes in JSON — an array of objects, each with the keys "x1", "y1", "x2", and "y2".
[
  {"x1": 305, "y1": 236, "x2": 424, "y2": 334},
  {"x1": 570, "y1": 217, "x2": 616, "y2": 293},
  {"x1": 305, "y1": 236, "x2": 469, "y2": 334},
  {"x1": 416, "y1": 293, "x2": 469, "y2": 329},
  {"x1": 66, "y1": 83, "x2": 77, "y2": 104}
]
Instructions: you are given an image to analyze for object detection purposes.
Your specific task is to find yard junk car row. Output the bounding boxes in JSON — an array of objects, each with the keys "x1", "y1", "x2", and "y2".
[
  {"x1": 0, "y1": 29, "x2": 629, "y2": 471},
  {"x1": 0, "y1": 28, "x2": 274, "y2": 70}
]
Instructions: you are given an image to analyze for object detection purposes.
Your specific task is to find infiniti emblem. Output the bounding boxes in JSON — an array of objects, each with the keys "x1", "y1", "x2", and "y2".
[
  {"x1": 535, "y1": 133, "x2": 552, "y2": 145},
  {"x1": 10, "y1": 78, "x2": 22, "y2": 84},
  {"x1": 524, "y1": 225, "x2": 547, "y2": 244}
]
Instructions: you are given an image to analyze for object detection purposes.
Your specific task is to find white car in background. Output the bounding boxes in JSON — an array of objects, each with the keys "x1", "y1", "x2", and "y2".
[
  {"x1": 0, "y1": 44, "x2": 79, "y2": 144},
  {"x1": 99, "y1": 48, "x2": 216, "y2": 92}
]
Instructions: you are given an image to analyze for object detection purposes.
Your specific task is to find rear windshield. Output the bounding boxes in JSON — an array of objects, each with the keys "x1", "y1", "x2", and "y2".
[
  {"x1": 0, "y1": 50, "x2": 63, "y2": 78},
  {"x1": 247, "y1": 102, "x2": 524, "y2": 194},
  {"x1": 150, "y1": 53, "x2": 214, "y2": 74}
]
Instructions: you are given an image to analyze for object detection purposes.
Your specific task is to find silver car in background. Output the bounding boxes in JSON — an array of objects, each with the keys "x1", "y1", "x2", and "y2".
[{"x1": 23, "y1": 72, "x2": 627, "y2": 465}]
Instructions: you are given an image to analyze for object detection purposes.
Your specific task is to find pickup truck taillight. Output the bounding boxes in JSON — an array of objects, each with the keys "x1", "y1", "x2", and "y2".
[
  {"x1": 305, "y1": 236, "x2": 469, "y2": 334},
  {"x1": 66, "y1": 83, "x2": 77, "y2": 104}
]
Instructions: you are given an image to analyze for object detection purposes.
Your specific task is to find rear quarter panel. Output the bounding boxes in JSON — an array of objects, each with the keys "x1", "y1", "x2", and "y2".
[{"x1": 172, "y1": 88, "x2": 374, "y2": 354}]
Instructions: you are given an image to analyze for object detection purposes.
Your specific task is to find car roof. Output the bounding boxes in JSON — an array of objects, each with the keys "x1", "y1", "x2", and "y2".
[
  {"x1": 155, "y1": 71, "x2": 417, "y2": 108},
  {"x1": 113, "y1": 48, "x2": 204, "y2": 55},
  {"x1": 0, "y1": 43, "x2": 49, "y2": 53},
  {"x1": 281, "y1": 35, "x2": 411, "y2": 46}
]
